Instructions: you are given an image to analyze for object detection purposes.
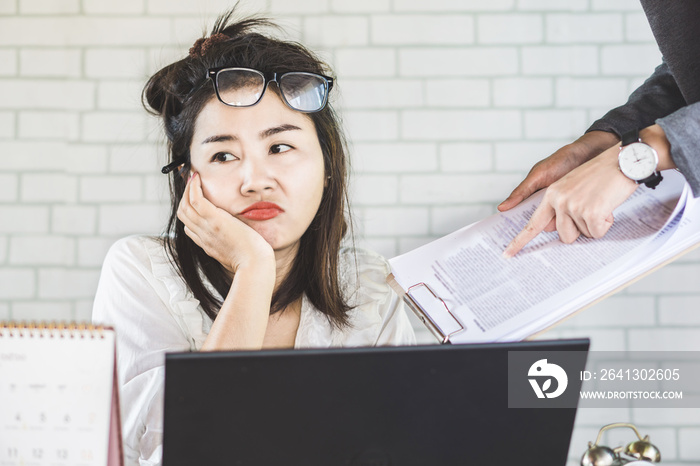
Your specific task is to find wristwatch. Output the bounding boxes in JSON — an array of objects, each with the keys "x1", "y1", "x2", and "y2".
[{"x1": 618, "y1": 129, "x2": 663, "y2": 189}]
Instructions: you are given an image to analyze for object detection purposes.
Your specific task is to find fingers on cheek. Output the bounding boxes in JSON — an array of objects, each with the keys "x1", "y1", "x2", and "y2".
[
  {"x1": 183, "y1": 225, "x2": 193, "y2": 242},
  {"x1": 189, "y1": 183, "x2": 197, "y2": 205},
  {"x1": 189, "y1": 174, "x2": 201, "y2": 205},
  {"x1": 183, "y1": 225, "x2": 202, "y2": 246},
  {"x1": 177, "y1": 202, "x2": 190, "y2": 224}
]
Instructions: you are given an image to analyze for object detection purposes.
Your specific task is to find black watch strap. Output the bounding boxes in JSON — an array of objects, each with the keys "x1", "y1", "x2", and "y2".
[
  {"x1": 620, "y1": 128, "x2": 640, "y2": 146},
  {"x1": 639, "y1": 172, "x2": 663, "y2": 189}
]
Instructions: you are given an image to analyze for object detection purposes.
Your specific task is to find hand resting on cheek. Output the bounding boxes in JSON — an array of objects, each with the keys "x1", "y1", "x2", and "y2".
[{"x1": 177, "y1": 171, "x2": 275, "y2": 275}]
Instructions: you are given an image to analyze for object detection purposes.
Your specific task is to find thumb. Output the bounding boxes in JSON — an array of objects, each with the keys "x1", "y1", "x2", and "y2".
[{"x1": 499, "y1": 180, "x2": 538, "y2": 212}]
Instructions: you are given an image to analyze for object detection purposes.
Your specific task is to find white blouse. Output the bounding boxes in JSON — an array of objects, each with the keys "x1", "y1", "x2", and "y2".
[{"x1": 92, "y1": 235, "x2": 416, "y2": 466}]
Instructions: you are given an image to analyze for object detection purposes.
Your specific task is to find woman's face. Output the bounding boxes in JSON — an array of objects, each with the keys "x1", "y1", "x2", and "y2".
[{"x1": 189, "y1": 90, "x2": 326, "y2": 257}]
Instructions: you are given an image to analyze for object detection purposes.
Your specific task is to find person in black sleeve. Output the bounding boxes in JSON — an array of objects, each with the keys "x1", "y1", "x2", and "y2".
[{"x1": 500, "y1": 0, "x2": 700, "y2": 258}]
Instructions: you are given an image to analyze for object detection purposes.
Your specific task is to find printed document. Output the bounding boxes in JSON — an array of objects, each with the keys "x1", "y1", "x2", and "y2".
[{"x1": 389, "y1": 170, "x2": 699, "y2": 343}]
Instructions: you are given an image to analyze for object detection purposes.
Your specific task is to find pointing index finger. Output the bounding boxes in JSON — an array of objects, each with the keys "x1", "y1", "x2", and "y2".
[{"x1": 502, "y1": 202, "x2": 555, "y2": 259}]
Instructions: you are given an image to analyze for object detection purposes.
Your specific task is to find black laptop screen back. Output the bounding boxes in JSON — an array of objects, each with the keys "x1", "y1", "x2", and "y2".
[{"x1": 163, "y1": 339, "x2": 589, "y2": 466}]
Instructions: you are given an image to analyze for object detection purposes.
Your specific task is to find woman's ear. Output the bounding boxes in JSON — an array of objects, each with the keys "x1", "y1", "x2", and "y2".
[{"x1": 324, "y1": 174, "x2": 331, "y2": 188}]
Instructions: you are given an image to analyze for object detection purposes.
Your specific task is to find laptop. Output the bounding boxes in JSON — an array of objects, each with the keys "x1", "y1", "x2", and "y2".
[{"x1": 163, "y1": 339, "x2": 589, "y2": 466}]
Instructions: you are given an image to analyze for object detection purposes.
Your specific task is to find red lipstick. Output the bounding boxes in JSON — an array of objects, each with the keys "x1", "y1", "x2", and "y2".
[{"x1": 239, "y1": 202, "x2": 284, "y2": 221}]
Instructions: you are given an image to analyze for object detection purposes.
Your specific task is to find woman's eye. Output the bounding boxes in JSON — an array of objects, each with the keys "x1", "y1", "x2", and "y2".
[
  {"x1": 212, "y1": 152, "x2": 236, "y2": 162},
  {"x1": 270, "y1": 144, "x2": 292, "y2": 154}
]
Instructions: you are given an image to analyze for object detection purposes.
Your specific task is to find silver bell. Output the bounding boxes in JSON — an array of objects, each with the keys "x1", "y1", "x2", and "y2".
[
  {"x1": 581, "y1": 443, "x2": 618, "y2": 466},
  {"x1": 625, "y1": 437, "x2": 661, "y2": 463}
]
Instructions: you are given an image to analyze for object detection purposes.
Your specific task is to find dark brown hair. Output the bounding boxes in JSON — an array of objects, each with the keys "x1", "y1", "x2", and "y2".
[{"x1": 142, "y1": 9, "x2": 352, "y2": 328}]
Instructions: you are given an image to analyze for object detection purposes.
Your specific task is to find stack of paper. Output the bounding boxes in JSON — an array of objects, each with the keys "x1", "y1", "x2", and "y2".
[{"x1": 388, "y1": 170, "x2": 700, "y2": 344}]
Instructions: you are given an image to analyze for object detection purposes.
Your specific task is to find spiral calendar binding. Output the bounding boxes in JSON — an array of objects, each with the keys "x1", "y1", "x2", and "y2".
[{"x1": 0, "y1": 322, "x2": 110, "y2": 338}]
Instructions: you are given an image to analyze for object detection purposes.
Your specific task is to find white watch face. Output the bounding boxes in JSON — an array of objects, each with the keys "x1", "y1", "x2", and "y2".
[{"x1": 619, "y1": 142, "x2": 659, "y2": 181}]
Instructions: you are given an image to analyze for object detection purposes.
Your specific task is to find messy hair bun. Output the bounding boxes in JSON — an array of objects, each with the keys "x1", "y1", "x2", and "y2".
[{"x1": 143, "y1": 13, "x2": 275, "y2": 118}]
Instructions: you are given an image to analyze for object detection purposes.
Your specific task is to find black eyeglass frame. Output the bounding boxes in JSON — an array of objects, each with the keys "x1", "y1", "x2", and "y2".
[
  {"x1": 206, "y1": 67, "x2": 334, "y2": 113},
  {"x1": 162, "y1": 67, "x2": 335, "y2": 175}
]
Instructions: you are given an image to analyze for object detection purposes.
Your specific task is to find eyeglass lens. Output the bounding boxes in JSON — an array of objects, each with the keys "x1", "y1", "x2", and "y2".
[
  {"x1": 216, "y1": 69, "x2": 264, "y2": 107},
  {"x1": 279, "y1": 73, "x2": 326, "y2": 112},
  {"x1": 215, "y1": 69, "x2": 327, "y2": 112}
]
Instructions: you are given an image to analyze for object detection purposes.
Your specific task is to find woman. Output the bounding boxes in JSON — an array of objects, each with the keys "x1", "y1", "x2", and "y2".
[{"x1": 92, "y1": 10, "x2": 415, "y2": 465}]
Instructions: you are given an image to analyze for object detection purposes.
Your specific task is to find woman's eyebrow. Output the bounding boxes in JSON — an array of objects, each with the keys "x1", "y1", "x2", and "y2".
[
  {"x1": 201, "y1": 134, "x2": 237, "y2": 145},
  {"x1": 201, "y1": 124, "x2": 301, "y2": 145},
  {"x1": 259, "y1": 124, "x2": 301, "y2": 139}
]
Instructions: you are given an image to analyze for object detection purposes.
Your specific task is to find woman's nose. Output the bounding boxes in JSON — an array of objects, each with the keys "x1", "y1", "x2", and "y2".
[{"x1": 240, "y1": 158, "x2": 275, "y2": 194}]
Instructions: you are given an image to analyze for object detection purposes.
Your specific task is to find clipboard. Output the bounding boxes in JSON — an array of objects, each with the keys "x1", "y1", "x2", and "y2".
[{"x1": 387, "y1": 275, "x2": 465, "y2": 344}]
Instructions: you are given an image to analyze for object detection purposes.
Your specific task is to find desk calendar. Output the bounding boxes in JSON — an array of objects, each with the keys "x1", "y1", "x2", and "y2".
[{"x1": 0, "y1": 322, "x2": 123, "y2": 466}]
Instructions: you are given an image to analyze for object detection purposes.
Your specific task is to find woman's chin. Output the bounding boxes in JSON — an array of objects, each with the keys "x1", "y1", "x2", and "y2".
[
  {"x1": 254, "y1": 231, "x2": 298, "y2": 256},
  {"x1": 245, "y1": 222, "x2": 304, "y2": 255}
]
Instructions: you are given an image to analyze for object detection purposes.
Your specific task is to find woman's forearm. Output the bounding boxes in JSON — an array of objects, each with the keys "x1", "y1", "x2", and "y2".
[{"x1": 200, "y1": 260, "x2": 276, "y2": 351}]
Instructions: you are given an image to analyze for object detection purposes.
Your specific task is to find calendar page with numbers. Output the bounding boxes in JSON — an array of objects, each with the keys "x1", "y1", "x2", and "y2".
[{"x1": 0, "y1": 323, "x2": 122, "y2": 466}]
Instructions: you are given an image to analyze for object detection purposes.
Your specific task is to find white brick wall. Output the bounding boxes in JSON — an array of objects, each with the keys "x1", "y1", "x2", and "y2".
[
  {"x1": 85, "y1": 49, "x2": 147, "y2": 79},
  {"x1": 439, "y1": 143, "x2": 492, "y2": 172},
  {"x1": 21, "y1": 174, "x2": 78, "y2": 203},
  {"x1": 399, "y1": 47, "x2": 519, "y2": 76},
  {"x1": 335, "y1": 48, "x2": 396, "y2": 77},
  {"x1": 0, "y1": 80, "x2": 95, "y2": 109},
  {"x1": 493, "y1": 78, "x2": 553, "y2": 107},
  {"x1": 20, "y1": 49, "x2": 82, "y2": 78},
  {"x1": 1, "y1": 1, "x2": 698, "y2": 463},
  {"x1": 402, "y1": 110, "x2": 522, "y2": 140},
  {"x1": 352, "y1": 143, "x2": 438, "y2": 173},
  {"x1": 20, "y1": 0, "x2": 80, "y2": 15},
  {"x1": 9, "y1": 235, "x2": 75, "y2": 266},
  {"x1": 52, "y1": 205, "x2": 98, "y2": 234},
  {"x1": 0, "y1": 174, "x2": 18, "y2": 201},
  {"x1": 371, "y1": 15, "x2": 474, "y2": 45},
  {"x1": 425, "y1": 79, "x2": 491, "y2": 107},
  {"x1": 344, "y1": 110, "x2": 399, "y2": 141},
  {"x1": 393, "y1": 0, "x2": 514, "y2": 12},
  {"x1": 339, "y1": 79, "x2": 424, "y2": 108},
  {"x1": 478, "y1": 14, "x2": 543, "y2": 44},
  {"x1": 0, "y1": 112, "x2": 15, "y2": 138},
  {"x1": 18, "y1": 111, "x2": 80, "y2": 140},
  {"x1": 522, "y1": 45, "x2": 599, "y2": 75},
  {"x1": 546, "y1": 14, "x2": 624, "y2": 43},
  {"x1": 82, "y1": 0, "x2": 145, "y2": 15}
]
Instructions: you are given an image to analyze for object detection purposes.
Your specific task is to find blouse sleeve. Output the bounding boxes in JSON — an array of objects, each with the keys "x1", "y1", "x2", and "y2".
[
  {"x1": 92, "y1": 236, "x2": 192, "y2": 466},
  {"x1": 337, "y1": 248, "x2": 416, "y2": 347}
]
